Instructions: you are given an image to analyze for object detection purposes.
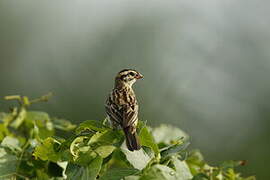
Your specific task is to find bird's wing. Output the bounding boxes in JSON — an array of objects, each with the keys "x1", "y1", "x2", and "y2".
[
  {"x1": 122, "y1": 103, "x2": 139, "y2": 128},
  {"x1": 105, "y1": 89, "x2": 139, "y2": 128},
  {"x1": 105, "y1": 90, "x2": 124, "y2": 126},
  {"x1": 105, "y1": 101, "x2": 122, "y2": 126}
]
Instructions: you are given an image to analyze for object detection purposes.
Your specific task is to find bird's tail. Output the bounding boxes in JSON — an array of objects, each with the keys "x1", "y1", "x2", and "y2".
[{"x1": 123, "y1": 127, "x2": 141, "y2": 151}]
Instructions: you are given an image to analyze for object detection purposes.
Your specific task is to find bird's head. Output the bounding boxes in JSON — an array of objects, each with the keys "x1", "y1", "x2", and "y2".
[{"x1": 115, "y1": 69, "x2": 143, "y2": 88}]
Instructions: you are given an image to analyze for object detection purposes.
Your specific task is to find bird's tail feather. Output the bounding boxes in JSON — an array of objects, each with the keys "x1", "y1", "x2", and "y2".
[{"x1": 123, "y1": 127, "x2": 141, "y2": 151}]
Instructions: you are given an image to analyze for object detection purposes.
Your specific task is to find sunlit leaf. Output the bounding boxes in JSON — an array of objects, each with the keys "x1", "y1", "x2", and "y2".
[
  {"x1": 125, "y1": 175, "x2": 141, "y2": 180},
  {"x1": 0, "y1": 124, "x2": 10, "y2": 142},
  {"x1": 169, "y1": 156, "x2": 193, "y2": 180},
  {"x1": 88, "y1": 130, "x2": 123, "y2": 146},
  {"x1": 95, "y1": 145, "x2": 116, "y2": 158},
  {"x1": 152, "y1": 124, "x2": 189, "y2": 145},
  {"x1": 1, "y1": 136, "x2": 22, "y2": 152},
  {"x1": 186, "y1": 149, "x2": 205, "y2": 175},
  {"x1": 0, "y1": 148, "x2": 17, "y2": 178},
  {"x1": 33, "y1": 137, "x2": 61, "y2": 162},
  {"x1": 70, "y1": 136, "x2": 89, "y2": 158},
  {"x1": 10, "y1": 107, "x2": 26, "y2": 129},
  {"x1": 121, "y1": 143, "x2": 152, "y2": 170}
]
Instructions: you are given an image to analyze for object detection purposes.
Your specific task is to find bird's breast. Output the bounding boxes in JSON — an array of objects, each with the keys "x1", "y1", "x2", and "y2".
[{"x1": 113, "y1": 88, "x2": 137, "y2": 106}]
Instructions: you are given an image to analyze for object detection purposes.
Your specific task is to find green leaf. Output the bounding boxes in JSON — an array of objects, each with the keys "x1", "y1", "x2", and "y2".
[
  {"x1": 106, "y1": 149, "x2": 133, "y2": 169},
  {"x1": 169, "y1": 156, "x2": 193, "y2": 180},
  {"x1": 1, "y1": 111, "x2": 16, "y2": 127},
  {"x1": 88, "y1": 130, "x2": 123, "y2": 146},
  {"x1": 140, "y1": 164, "x2": 178, "y2": 180},
  {"x1": 192, "y1": 173, "x2": 209, "y2": 180},
  {"x1": 84, "y1": 156, "x2": 103, "y2": 180},
  {"x1": 186, "y1": 150, "x2": 205, "y2": 175},
  {"x1": 33, "y1": 137, "x2": 61, "y2": 162},
  {"x1": 57, "y1": 161, "x2": 68, "y2": 179},
  {"x1": 100, "y1": 168, "x2": 139, "y2": 180},
  {"x1": 95, "y1": 145, "x2": 116, "y2": 158},
  {"x1": 66, "y1": 163, "x2": 84, "y2": 180},
  {"x1": 0, "y1": 148, "x2": 17, "y2": 178},
  {"x1": 76, "y1": 120, "x2": 109, "y2": 134},
  {"x1": 0, "y1": 112, "x2": 7, "y2": 122},
  {"x1": 125, "y1": 176, "x2": 141, "y2": 180},
  {"x1": 25, "y1": 111, "x2": 54, "y2": 139},
  {"x1": 69, "y1": 135, "x2": 99, "y2": 166},
  {"x1": 66, "y1": 156, "x2": 103, "y2": 180},
  {"x1": 10, "y1": 107, "x2": 26, "y2": 129},
  {"x1": 75, "y1": 150, "x2": 97, "y2": 166},
  {"x1": 152, "y1": 124, "x2": 189, "y2": 144},
  {"x1": 1, "y1": 136, "x2": 22, "y2": 152},
  {"x1": 219, "y1": 160, "x2": 247, "y2": 170},
  {"x1": 70, "y1": 136, "x2": 89, "y2": 158},
  {"x1": 0, "y1": 124, "x2": 9, "y2": 141},
  {"x1": 160, "y1": 141, "x2": 190, "y2": 158},
  {"x1": 53, "y1": 118, "x2": 76, "y2": 131},
  {"x1": 139, "y1": 125, "x2": 159, "y2": 156}
]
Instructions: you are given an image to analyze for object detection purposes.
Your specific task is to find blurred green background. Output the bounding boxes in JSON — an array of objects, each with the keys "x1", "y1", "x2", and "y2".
[{"x1": 0, "y1": 1, "x2": 269, "y2": 179}]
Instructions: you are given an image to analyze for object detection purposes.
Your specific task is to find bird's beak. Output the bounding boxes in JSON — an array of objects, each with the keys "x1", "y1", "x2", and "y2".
[{"x1": 135, "y1": 73, "x2": 143, "y2": 79}]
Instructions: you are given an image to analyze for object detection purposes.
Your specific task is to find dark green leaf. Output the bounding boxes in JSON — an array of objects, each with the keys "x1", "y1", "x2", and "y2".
[
  {"x1": 100, "y1": 168, "x2": 139, "y2": 180},
  {"x1": 160, "y1": 141, "x2": 190, "y2": 158},
  {"x1": 140, "y1": 164, "x2": 178, "y2": 180},
  {"x1": 139, "y1": 125, "x2": 159, "y2": 156},
  {"x1": 75, "y1": 150, "x2": 97, "y2": 166},
  {"x1": 192, "y1": 173, "x2": 209, "y2": 180},
  {"x1": 66, "y1": 156, "x2": 103, "y2": 180},
  {"x1": 66, "y1": 163, "x2": 84, "y2": 180},
  {"x1": 106, "y1": 149, "x2": 133, "y2": 169}
]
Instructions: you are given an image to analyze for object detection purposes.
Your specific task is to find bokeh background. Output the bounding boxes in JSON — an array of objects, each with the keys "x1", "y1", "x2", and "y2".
[{"x1": 0, "y1": 0, "x2": 269, "y2": 179}]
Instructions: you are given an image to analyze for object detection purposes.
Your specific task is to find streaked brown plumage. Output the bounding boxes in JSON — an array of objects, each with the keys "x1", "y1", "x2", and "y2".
[{"x1": 105, "y1": 69, "x2": 143, "y2": 151}]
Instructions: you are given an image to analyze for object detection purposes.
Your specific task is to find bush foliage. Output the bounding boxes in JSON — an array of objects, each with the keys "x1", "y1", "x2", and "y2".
[{"x1": 0, "y1": 94, "x2": 255, "y2": 180}]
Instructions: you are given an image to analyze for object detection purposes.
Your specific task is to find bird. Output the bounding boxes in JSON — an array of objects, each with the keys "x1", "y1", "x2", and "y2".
[{"x1": 105, "y1": 69, "x2": 143, "y2": 151}]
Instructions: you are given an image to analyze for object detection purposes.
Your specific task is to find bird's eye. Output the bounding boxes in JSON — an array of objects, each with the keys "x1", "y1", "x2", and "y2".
[{"x1": 129, "y1": 72, "x2": 135, "y2": 76}]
